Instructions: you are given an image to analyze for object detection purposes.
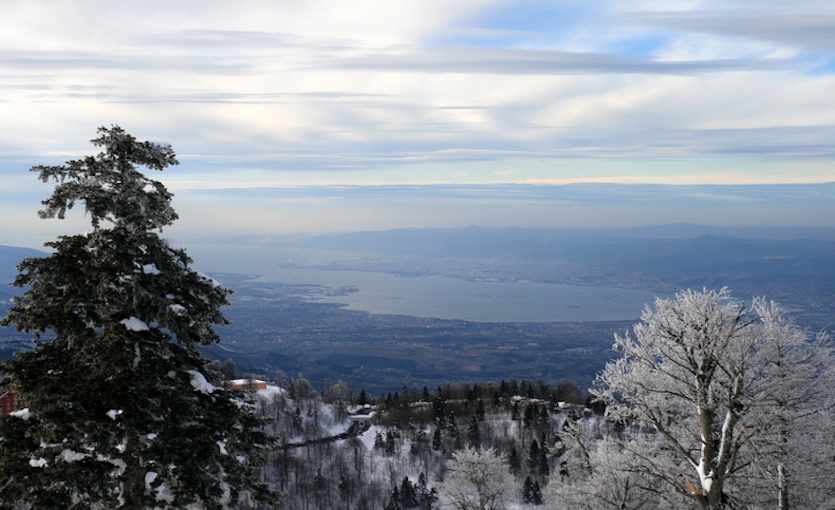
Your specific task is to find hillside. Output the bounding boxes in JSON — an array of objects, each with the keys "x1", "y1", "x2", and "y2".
[{"x1": 251, "y1": 376, "x2": 591, "y2": 509}]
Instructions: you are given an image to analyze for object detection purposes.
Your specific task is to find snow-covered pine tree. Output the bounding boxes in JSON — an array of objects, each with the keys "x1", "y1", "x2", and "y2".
[{"x1": 0, "y1": 126, "x2": 276, "y2": 509}]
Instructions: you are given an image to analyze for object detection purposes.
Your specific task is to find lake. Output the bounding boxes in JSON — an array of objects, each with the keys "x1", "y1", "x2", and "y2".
[{"x1": 190, "y1": 244, "x2": 661, "y2": 323}]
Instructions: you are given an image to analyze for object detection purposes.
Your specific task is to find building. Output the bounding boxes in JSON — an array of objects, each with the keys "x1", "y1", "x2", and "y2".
[
  {"x1": 224, "y1": 379, "x2": 268, "y2": 391},
  {"x1": 0, "y1": 391, "x2": 25, "y2": 416}
]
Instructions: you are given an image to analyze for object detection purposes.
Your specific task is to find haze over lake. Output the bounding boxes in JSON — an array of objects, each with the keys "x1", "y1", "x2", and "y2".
[
  {"x1": 281, "y1": 269, "x2": 662, "y2": 323},
  {"x1": 191, "y1": 244, "x2": 662, "y2": 323}
]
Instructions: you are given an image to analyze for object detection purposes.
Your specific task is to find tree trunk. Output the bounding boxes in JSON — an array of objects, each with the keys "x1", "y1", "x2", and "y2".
[
  {"x1": 778, "y1": 463, "x2": 789, "y2": 510},
  {"x1": 120, "y1": 459, "x2": 146, "y2": 509}
]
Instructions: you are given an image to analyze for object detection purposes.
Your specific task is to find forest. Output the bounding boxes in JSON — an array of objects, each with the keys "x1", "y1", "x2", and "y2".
[{"x1": 248, "y1": 375, "x2": 591, "y2": 509}]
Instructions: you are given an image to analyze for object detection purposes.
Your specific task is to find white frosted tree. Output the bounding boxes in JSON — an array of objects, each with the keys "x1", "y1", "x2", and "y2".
[
  {"x1": 438, "y1": 447, "x2": 515, "y2": 510},
  {"x1": 546, "y1": 421, "x2": 671, "y2": 510},
  {"x1": 736, "y1": 305, "x2": 835, "y2": 509},
  {"x1": 592, "y1": 288, "x2": 835, "y2": 510},
  {"x1": 0, "y1": 127, "x2": 276, "y2": 509}
]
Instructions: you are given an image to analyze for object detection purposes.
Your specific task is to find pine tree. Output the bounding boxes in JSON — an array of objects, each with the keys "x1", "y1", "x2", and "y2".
[
  {"x1": 386, "y1": 486, "x2": 403, "y2": 510},
  {"x1": 508, "y1": 445, "x2": 521, "y2": 476},
  {"x1": 385, "y1": 430, "x2": 397, "y2": 456},
  {"x1": 432, "y1": 394, "x2": 446, "y2": 426},
  {"x1": 400, "y1": 477, "x2": 418, "y2": 508},
  {"x1": 531, "y1": 479, "x2": 543, "y2": 505},
  {"x1": 467, "y1": 414, "x2": 481, "y2": 448},
  {"x1": 431, "y1": 427, "x2": 444, "y2": 452},
  {"x1": 476, "y1": 399, "x2": 486, "y2": 421},
  {"x1": 528, "y1": 439, "x2": 541, "y2": 473},
  {"x1": 523, "y1": 475, "x2": 535, "y2": 503},
  {"x1": 0, "y1": 127, "x2": 275, "y2": 509},
  {"x1": 538, "y1": 433, "x2": 551, "y2": 477}
]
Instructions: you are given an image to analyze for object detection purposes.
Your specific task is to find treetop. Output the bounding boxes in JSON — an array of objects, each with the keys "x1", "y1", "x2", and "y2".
[{"x1": 32, "y1": 125, "x2": 180, "y2": 230}]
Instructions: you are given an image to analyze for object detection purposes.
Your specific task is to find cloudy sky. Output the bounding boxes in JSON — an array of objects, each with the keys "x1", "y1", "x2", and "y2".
[{"x1": 2, "y1": 0, "x2": 834, "y2": 247}]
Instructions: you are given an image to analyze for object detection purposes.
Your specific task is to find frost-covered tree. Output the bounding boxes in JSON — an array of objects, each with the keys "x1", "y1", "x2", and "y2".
[
  {"x1": 0, "y1": 126, "x2": 276, "y2": 509},
  {"x1": 737, "y1": 304, "x2": 835, "y2": 509},
  {"x1": 593, "y1": 288, "x2": 835, "y2": 510},
  {"x1": 545, "y1": 421, "x2": 669, "y2": 510},
  {"x1": 438, "y1": 447, "x2": 514, "y2": 510}
]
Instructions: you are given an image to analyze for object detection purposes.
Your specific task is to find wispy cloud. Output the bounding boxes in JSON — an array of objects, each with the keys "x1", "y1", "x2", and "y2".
[{"x1": 1, "y1": 0, "x2": 833, "y2": 242}]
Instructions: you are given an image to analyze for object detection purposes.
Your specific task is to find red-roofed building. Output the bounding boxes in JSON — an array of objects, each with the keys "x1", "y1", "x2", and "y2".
[{"x1": 1, "y1": 391, "x2": 25, "y2": 416}]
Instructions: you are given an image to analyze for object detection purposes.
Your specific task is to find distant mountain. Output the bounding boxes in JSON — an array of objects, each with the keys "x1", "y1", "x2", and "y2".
[
  {"x1": 0, "y1": 245, "x2": 46, "y2": 285},
  {"x1": 260, "y1": 225, "x2": 835, "y2": 269}
]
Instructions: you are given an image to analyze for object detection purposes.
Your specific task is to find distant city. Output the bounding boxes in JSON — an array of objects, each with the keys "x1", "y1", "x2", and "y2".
[{"x1": 3, "y1": 224, "x2": 835, "y2": 393}]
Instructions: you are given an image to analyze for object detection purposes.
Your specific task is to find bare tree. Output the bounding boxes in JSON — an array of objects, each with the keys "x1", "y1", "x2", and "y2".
[
  {"x1": 545, "y1": 418, "x2": 681, "y2": 510},
  {"x1": 438, "y1": 447, "x2": 514, "y2": 510},
  {"x1": 593, "y1": 288, "x2": 834, "y2": 510}
]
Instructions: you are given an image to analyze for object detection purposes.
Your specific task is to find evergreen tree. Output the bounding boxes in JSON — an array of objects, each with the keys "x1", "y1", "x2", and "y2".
[
  {"x1": 522, "y1": 404, "x2": 532, "y2": 427},
  {"x1": 476, "y1": 399, "x2": 486, "y2": 421},
  {"x1": 432, "y1": 394, "x2": 446, "y2": 426},
  {"x1": 466, "y1": 415, "x2": 481, "y2": 448},
  {"x1": 538, "y1": 433, "x2": 551, "y2": 477},
  {"x1": 531, "y1": 479, "x2": 543, "y2": 505},
  {"x1": 400, "y1": 477, "x2": 418, "y2": 508},
  {"x1": 432, "y1": 427, "x2": 444, "y2": 452},
  {"x1": 385, "y1": 487, "x2": 403, "y2": 510},
  {"x1": 508, "y1": 445, "x2": 521, "y2": 476},
  {"x1": 523, "y1": 476, "x2": 535, "y2": 503},
  {"x1": 528, "y1": 439, "x2": 541, "y2": 473},
  {"x1": 385, "y1": 430, "x2": 398, "y2": 456},
  {"x1": 0, "y1": 127, "x2": 275, "y2": 509},
  {"x1": 416, "y1": 472, "x2": 429, "y2": 502}
]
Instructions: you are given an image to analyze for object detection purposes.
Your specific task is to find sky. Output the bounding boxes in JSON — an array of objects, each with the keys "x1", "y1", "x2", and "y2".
[{"x1": 1, "y1": 0, "x2": 834, "y2": 247}]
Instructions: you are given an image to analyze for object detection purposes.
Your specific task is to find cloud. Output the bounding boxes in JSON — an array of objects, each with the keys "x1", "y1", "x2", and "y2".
[
  {"x1": 318, "y1": 47, "x2": 789, "y2": 75},
  {"x1": 634, "y1": 13, "x2": 835, "y2": 53},
  {"x1": 0, "y1": 0, "x2": 833, "y2": 218},
  {"x1": 160, "y1": 182, "x2": 835, "y2": 240}
]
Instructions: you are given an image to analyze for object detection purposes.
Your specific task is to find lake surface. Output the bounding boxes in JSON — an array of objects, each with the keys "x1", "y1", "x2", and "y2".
[{"x1": 190, "y1": 244, "x2": 661, "y2": 322}]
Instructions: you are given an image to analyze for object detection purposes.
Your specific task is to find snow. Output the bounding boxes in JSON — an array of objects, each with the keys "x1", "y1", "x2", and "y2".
[
  {"x1": 10, "y1": 408, "x2": 31, "y2": 420},
  {"x1": 107, "y1": 409, "x2": 122, "y2": 420},
  {"x1": 256, "y1": 384, "x2": 286, "y2": 398},
  {"x1": 168, "y1": 304, "x2": 187, "y2": 315},
  {"x1": 188, "y1": 370, "x2": 218, "y2": 394},
  {"x1": 149, "y1": 141, "x2": 172, "y2": 152},
  {"x1": 29, "y1": 457, "x2": 48, "y2": 468},
  {"x1": 360, "y1": 424, "x2": 381, "y2": 450},
  {"x1": 197, "y1": 271, "x2": 222, "y2": 288},
  {"x1": 61, "y1": 449, "x2": 88, "y2": 463},
  {"x1": 120, "y1": 316, "x2": 150, "y2": 332},
  {"x1": 146, "y1": 471, "x2": 175, "y2": 504}
]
